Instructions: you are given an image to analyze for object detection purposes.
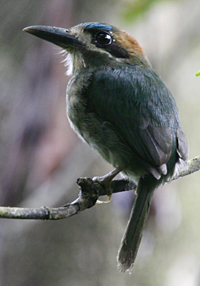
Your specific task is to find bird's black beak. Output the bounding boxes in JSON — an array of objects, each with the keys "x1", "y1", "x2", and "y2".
[{"x1": 23, "y1": 25, "x2": 82, "y2": 50}]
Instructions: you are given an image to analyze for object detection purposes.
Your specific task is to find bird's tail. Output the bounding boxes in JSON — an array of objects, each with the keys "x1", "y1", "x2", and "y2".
[{"x1": 117, "y1": 175, "x2": 156, "y2": 273}]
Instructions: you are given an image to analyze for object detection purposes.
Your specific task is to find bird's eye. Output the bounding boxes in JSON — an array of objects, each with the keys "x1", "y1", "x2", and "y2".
[{"x1": 95, "y1": 31, "x2": 112, "y2": 46}]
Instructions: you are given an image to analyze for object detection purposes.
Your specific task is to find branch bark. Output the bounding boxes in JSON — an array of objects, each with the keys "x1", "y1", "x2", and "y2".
[{"x1": 0, "y1": 156, "x2": 199, "y2": 220}]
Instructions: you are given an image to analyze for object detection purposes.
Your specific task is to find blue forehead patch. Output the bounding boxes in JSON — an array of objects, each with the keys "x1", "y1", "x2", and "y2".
[{"x1": 75, "y1": 22, "x2": 115, "y2": 33}]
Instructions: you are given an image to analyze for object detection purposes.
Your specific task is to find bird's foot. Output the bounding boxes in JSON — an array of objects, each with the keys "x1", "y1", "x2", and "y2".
[{"x1": 93, "y1": 168, "x2": 121, "y2": 204}]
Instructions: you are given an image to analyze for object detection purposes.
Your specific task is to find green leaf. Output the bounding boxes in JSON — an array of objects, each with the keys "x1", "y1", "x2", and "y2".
[{"x1": 196, "y1": 70, "x2": 200, "y2": 77}]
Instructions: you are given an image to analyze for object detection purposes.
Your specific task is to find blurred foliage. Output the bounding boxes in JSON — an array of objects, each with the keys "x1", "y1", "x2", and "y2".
[{"x1": 121, "y1": 0, "x2": 175, "y2": 22}]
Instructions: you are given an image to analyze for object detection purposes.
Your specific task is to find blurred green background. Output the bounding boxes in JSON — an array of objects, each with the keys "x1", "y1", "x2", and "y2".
[{"x1": 0, "y1": 0, "x2": 200, "y2": 285}]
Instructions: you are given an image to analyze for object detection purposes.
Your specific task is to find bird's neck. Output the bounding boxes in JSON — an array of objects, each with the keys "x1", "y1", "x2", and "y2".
[{"x1": 64, "y1": 50, "x2": 151, "y2": 76}]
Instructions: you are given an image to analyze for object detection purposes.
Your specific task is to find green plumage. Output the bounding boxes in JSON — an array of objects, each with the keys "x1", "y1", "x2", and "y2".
[{"x1": 75, "y1": 65, "x2": 182, "y2": 179}]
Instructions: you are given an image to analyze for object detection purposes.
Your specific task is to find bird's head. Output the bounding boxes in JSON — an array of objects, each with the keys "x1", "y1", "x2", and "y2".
[{"x1": 23, "y1": 22, "x2": 150, "y2": 74}]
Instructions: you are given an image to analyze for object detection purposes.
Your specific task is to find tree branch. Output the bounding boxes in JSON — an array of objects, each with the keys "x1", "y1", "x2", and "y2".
[{"x1": 0, "y1": 156, "x2": 199, "y2": 220}]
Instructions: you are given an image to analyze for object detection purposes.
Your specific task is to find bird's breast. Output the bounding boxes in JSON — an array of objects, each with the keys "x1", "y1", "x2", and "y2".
[
  {"x1": 66, "y1": 75, "x2": 87, "y2": 138},
  {"x1": 66, "y1": 70, "x2": 146, "y2": 179}
]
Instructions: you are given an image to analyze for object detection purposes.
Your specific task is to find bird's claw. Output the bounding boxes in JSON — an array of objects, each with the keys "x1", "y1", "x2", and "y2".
[
  {"x1": 96, "y1": 194, "x2": 112, "y2": 204},
  {"x1": 93, "y1": 168, "x2": 120, "y2": 204}
]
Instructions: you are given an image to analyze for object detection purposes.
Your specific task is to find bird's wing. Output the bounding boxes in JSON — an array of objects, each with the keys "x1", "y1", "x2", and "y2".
[{"x1": 85, "y1": 67, "x2": 176, "y2": 175}]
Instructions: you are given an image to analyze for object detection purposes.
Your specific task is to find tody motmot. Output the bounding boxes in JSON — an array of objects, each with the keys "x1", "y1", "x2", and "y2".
[{"x1": 23, "y1": 22, "x2": 188, "y2": 272}]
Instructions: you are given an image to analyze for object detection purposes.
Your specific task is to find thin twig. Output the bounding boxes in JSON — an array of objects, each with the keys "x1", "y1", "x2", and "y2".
[
  {"x1": 0, "y1": 156, "x2": 199, "y2": 220},
  {"x1": 0, "y1": 178, "x2": 136, "y2": 220}
]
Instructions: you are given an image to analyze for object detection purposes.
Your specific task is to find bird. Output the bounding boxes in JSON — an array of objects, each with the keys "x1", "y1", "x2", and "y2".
[{"x1": 23, "y1": 22, "x2": 188, "y2": 272}]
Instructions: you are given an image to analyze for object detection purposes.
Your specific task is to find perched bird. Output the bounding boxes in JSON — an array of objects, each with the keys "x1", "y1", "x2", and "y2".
[{"x1": 23, "y1": 23, "x2": 188, "y2": 272}]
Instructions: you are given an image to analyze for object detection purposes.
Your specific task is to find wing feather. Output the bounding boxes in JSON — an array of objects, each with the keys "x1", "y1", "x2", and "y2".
[{"x1": 85, "y1": 66, "x2": 183, "y2": 176}]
